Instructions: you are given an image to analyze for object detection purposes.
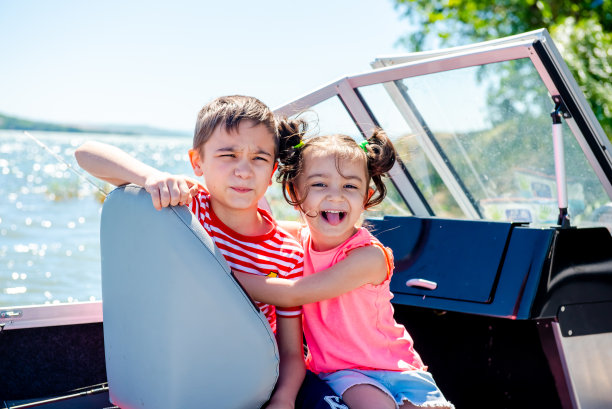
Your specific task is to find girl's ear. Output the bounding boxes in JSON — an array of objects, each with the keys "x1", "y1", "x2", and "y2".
[
  {"x1": 188, "y1": 149, "x2": 204, "y2": 177},
  {"x1": 285, "y1": 184, "x2": 292, "y2": 201},
  {"x1": 285, "y1": 183, "x2": 299, "y2": 203},
  {"x1": 269, "y1": 162, "x2": 278, "y2": 186},
  {"x1": 364, "y1": 187, "x2": 374, "y2": 207}
]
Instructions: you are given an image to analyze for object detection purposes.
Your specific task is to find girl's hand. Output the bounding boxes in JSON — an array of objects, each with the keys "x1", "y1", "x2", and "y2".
[{"x1": 144, "y1": 172, "x2": 201, "y2": 210}]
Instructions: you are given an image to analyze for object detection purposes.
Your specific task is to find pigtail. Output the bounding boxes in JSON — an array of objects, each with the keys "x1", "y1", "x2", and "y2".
[
  {"x1": 277, "y1": 117, "x2": 307, "y2": 162},
  {"x1": 363, "y1": 128, "x2": 397, "y2": 209},
  {"x1": 276, "y1": 117, "x2": 308, "y2": 206}
]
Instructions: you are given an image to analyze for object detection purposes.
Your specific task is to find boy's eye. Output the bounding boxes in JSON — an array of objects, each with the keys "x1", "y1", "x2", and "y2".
[
  {"x1": 345, "y1": 184, "x2": 359, "y2": 189},
  {"x1": 312, "y1": 182, "x2": 326, "y2": 188},
  {"x1": 253, "y1": 156, "x2": 269, "y2": 162},
  {"x1": 220, "y1": 153, "x2": 236, "y2": 158}
]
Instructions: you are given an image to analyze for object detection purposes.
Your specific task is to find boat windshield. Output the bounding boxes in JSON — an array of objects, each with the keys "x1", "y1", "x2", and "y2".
[{"x1": 275, "y1": 29, "x2": 612, "y2": 229}]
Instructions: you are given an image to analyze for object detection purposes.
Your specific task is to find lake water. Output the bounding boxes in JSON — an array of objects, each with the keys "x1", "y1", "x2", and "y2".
[{"x1": 0, "y1": 130, "x2": 194, "y2": 307}]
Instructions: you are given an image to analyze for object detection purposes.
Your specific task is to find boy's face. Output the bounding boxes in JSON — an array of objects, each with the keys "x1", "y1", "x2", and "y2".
[{"x1": 189, "y1": 120, "x2": 276, "y2": 214}]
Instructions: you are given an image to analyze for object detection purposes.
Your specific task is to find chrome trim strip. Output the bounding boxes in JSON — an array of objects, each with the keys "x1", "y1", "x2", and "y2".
[
  {"x1": 0, "y1": 301, "x2": 102, "y2": 330},
  {"x1": 373, "y1": 28, "x2": 548, "y2": 65},
  {"x1": 348, "y1": 41, "x2": 533, "y2": 88},
  {"x1": 551, "y1": 321, "x2": 580, "y2": 409}
]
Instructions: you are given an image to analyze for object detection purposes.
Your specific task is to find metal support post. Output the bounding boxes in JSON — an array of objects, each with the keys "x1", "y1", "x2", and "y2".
[{"x1": 551, "y1": 96, "x2": 571, "y2": 228}]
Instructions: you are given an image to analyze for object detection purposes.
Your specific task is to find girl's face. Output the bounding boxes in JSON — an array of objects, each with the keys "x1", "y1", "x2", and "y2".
[{"x1": 295, "y1": 150, "x2": 368, "y2": 252}]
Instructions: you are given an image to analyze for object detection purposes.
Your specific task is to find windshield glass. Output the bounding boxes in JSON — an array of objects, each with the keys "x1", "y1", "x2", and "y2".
[{"x1": 358, "y1": 59, "x2": 610, "y2": 227}]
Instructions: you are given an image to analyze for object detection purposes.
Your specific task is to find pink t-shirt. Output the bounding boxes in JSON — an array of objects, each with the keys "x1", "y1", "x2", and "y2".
[{"x1": 300, "y1": 227, "x2": 426, "y2": 374}]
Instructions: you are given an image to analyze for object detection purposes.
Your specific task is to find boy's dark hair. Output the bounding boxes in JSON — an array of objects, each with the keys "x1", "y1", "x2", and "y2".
[
  {"x1": 193, "y1": 95, "x2": 279, "y2": 154},
  {"x1": 277, "y1": 127, "x2": 397, "y2": 209}
]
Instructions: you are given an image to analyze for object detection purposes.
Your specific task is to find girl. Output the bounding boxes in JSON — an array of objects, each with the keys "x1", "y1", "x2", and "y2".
[{"x1": 236, "y1": 126, "x2": 454, "y2": 409}]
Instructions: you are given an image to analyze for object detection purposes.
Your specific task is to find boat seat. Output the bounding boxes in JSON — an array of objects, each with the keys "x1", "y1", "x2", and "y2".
[{"x1": 100, "y1": 185, "x2": 279, "y2": 409}]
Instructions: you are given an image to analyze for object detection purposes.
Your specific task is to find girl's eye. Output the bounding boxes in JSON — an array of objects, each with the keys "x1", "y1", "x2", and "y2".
[
  {"x1": 220, "y1": 154, "x2": 235, "y2": 158},
  {"x1": 345, "y1": 184, "x2": 358, "y2": 189},
  {"x1": 253, "y1": 156, "x2": 268, "y2": 162},
  {"x1": 312, "y1": 183, "x2": 326, "y2": 188}
]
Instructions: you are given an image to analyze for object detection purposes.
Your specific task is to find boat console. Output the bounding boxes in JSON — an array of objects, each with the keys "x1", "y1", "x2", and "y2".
[{"x1": 368, "y1": 216, "x2": 612, "y2": 408}]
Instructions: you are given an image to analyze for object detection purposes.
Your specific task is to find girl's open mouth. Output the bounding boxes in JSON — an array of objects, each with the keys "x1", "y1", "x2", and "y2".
[{"x1": 321, "y1": 210, "x2": 346, "y2": 226}]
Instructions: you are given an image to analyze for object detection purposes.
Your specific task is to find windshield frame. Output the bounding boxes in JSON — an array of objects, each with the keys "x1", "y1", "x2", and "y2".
[{"x1": 275, "y1": 29, "x2": 612, "y2": 222}]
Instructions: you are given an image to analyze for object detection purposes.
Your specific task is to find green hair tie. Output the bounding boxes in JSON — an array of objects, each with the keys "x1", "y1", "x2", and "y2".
[
  {"x1": 359, "y1": 140, "x2": 369, "y2": 153},
  {"x1": 293, "y1": 140, "x2": 305, "y2": 149}
]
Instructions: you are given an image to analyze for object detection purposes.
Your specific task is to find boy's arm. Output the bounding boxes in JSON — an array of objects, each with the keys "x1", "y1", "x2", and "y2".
[
  {"x1": 235, "y1": 245, "x2": 388, "y2": 307},
  {"x1": 267, "y1": 315, "x2": 306, "y2": 409},
  {"x1": 75, "y1": 141, "x2": 199, "y2": 210},
  {"x1": 75, "y1": 141, "x2": 157, "y2": 187}
]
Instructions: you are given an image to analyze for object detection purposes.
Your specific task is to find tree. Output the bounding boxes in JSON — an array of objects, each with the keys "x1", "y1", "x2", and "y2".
[{"x1": 393, "y1": 0, "x2": 612, "y2": 140}]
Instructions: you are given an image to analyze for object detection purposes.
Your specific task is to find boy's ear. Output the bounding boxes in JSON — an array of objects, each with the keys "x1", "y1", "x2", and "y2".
[{"x1": 188, "y1": 149, "x2": 204, "y2": 177}]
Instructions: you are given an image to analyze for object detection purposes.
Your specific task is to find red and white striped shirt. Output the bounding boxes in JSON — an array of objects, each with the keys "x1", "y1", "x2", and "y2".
[{"x1": 189, "y1": 188, "x2": 303, "y2": 333}]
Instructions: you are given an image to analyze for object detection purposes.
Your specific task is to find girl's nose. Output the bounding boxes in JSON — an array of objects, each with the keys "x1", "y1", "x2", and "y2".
[{"x1": 326, "y1": 186, "x2": 344, "y2": 201}]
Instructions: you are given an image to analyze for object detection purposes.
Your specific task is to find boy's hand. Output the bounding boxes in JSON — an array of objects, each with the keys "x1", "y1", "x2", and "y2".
[{"x1": 144, "y1": 172, "x2": 201, "y2": 210}]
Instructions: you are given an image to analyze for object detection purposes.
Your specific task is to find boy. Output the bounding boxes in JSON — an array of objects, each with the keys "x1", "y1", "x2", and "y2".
[{"x1": 75, "y1": 95, "x2": 346, "y2": 409}]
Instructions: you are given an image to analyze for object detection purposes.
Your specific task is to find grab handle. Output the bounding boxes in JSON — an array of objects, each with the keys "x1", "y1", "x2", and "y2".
[{"x1": 406, "y1": 278, "x2": 437, "y2": 291}]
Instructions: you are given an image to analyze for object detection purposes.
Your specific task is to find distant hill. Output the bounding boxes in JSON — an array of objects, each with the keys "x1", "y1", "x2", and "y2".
[{"x1": 0, "y1": 112, "x2": 189, "y2": 136}]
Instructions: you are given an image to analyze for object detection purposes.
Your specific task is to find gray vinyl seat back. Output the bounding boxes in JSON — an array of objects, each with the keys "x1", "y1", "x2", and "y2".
[{"x1": 100, "y1": 185, "x2": 279, "y2": 409}]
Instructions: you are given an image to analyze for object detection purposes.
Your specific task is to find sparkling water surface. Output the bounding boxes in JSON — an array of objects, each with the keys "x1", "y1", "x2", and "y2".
[{"x1": 0, "y1": 130, "x2": 193, "y2": 307}]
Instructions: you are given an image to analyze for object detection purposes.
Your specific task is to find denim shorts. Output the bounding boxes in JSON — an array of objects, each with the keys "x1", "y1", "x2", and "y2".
[{"x1": 318, "y1": 369, "x2": 454, "y2": 409}]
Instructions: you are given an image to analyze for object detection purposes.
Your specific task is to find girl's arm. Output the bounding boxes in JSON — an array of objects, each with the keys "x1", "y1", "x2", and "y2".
[
  {"x1": 267, "y1": 316, "x2": 306, "y2": 409},
  {"x1": 235, "y1": 244, "x2": 388, "y2": 307},
  {"x1": 75, "y1": 141, "x2": 199, "y2": 210}
]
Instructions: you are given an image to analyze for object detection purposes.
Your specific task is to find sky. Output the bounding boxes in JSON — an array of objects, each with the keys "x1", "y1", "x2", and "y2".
[{"x1": 0, "y1": 0, "x2": 413, "y2": 132}]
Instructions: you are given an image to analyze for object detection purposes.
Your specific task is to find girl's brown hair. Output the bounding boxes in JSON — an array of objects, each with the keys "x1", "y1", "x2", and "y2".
[{"x1": 277, "y1": 127, "x2": 397, "y2": 209}]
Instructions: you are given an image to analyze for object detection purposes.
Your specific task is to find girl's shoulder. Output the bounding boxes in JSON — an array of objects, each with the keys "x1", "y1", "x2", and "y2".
[
  {"x1": 343, "y1": 228, "x2": 394, "y2": 281},
  {"x1": 342, "y1": 228, "x2": 377, "y2": 251},
  {"x1": 276, "y1": 220, "x2": 303, "y2": 241}
]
